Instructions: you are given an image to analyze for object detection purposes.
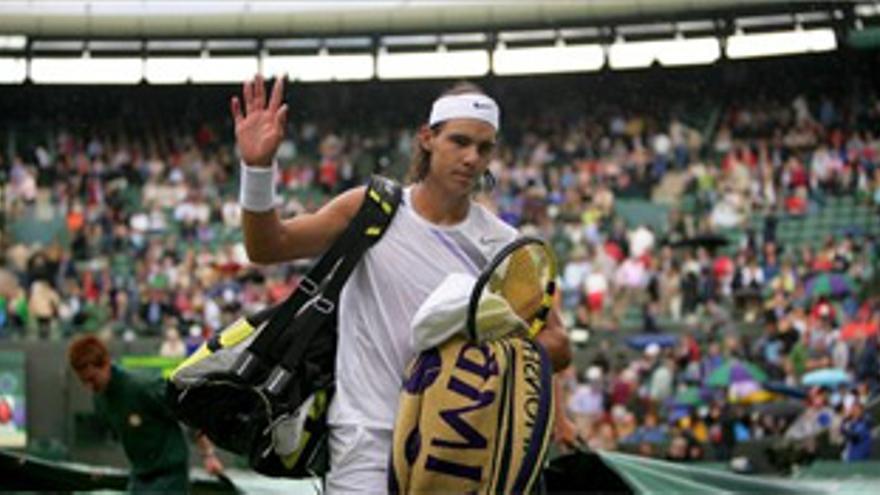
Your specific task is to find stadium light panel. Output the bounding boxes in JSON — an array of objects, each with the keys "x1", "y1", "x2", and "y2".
[
  {"x1": 377, "y1": 48, "x2": 488, "y2": 80},
  {"x1": 657, "y1": 37, "x2": 720, "y2": 66},
  {"x1": 726, "y1": 28, "x2": 837, "y2": 59},
  {"x1": 189, "y1": 56, "x2": 258, "y2": 83},
  {"x1": 262, "y1": 53, "x2": 373, "y2": 82},
  {"x1": 492, "y1": 43, "x2": 604, "y2": 75},
  {"x1": 608, "y1": 40, "x2": 655, "y2": 69},
  {"x1": 0, "y1": 35, "x2": 26, "y2": 50},
  {"x1": 145, "y1": 56, "x2": 258, "y2": 84},
  {"x1": 30, "y1": 56, "x2": 142, "y2": 84},
  {"x1": 0, "y1": 58, "x2": 26, "y2": 83},
  {"x1": 609, "y1": 36, "x2": 720, "y2": 70},
  {"x1": 144, "y1": 57, "x2": 191, "y2": 84}
]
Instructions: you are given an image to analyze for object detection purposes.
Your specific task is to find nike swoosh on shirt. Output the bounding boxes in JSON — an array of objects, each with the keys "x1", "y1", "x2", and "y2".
[{"x1": 479, "y1": 236, "x2": 506, "y2": 245}]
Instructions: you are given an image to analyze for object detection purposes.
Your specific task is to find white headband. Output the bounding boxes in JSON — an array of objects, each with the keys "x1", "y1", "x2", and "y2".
[{"x1": 428, "y1": 93, "x2": 500, "y2": 131}]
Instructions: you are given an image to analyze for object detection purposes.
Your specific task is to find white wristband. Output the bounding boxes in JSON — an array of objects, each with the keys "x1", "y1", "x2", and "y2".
[{"x1": 239, "y1": 161, "x2": 277, "y2": 212}]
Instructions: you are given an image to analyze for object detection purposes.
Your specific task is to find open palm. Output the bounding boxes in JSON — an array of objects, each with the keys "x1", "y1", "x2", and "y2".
[{"x1": 230, "y1": 74, "x2": 289, "y2": 167}]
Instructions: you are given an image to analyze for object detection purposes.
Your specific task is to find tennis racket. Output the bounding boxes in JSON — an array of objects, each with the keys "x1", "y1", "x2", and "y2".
[{"x1": 466, "y1": 236, "x2": 558, "y2": 343}]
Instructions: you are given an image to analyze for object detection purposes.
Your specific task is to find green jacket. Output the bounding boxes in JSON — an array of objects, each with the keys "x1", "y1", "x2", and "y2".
[{"x1": 94, "y1": 364, "x2": 189, "y2": 478}]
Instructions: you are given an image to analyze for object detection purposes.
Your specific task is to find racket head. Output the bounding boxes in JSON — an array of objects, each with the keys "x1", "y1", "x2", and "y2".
[{"x1": 466, "y1": 236, "x2": 558, "y2": 343}]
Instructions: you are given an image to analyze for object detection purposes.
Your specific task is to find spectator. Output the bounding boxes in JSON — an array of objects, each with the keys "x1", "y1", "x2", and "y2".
[
  {"x1": 158, "y1": 327, "x2": 187, "y2": 358},
  {"x1": 841, "y1": 402, "x2": 872, "y2": 461},
  {"x1": 67, "y1": 335, "x2": 223, "y2": 491}
]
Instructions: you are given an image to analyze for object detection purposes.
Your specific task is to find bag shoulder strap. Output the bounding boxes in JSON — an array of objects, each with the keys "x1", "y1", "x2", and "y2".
[
  {"x1": 262, "y1": 176, "x2": 402, "y2": 394},
  {"x1": 234, "y1": 176, "x2": 402, "y2": 381}
]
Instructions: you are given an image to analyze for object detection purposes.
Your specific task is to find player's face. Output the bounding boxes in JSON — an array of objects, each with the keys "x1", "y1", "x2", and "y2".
[
  {"x1": 74, "y1": 362, "x2": 111, "y2": 393},
  {"x1": 422, "y1": 118, "x2": 496, "y2": 192}
]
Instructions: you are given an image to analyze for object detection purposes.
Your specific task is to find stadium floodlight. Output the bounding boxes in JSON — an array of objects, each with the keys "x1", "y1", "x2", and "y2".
[
  {"x1": 726, "y1": 28, "x2": 837, "y2": 59},
  {"x1": 30, "y1": 56, "x2": 143, "y2": 84},
  {"x1": 144, "y1": 57, "x2": 191, "y2": 84},
  {"x1": 145, "y1": 56, "x2": 258, "y2": 84},
  {"x1": 656, "y1": 37, "x2": 720, "y2": 66},
  {"x1": 608, "y1": 39, "x2": 655, "y2": 69},
  {"x1": 377, "y1": 48, "x2": 488, "y2": 80},
  {"x1": 609, "y1": 35, "x2": 721, "y2": 70},
  {"x1": 189, "y1": 56, "x2": 258, "y2": 83},
  {"x1": 262, "y1": 52, "x2": 373, "y2": 82},
  {"x1": 0, "y1": 58, "x2": 26, "y2": 83},
  {"x1": 0, "y1": 35, "x2": 26, "y2": 50},
  {"x1": 492, "y1": 41, "x2": 604, "y2": 75}
]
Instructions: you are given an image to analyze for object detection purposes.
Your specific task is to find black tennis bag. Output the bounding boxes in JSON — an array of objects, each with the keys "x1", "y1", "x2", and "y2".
[{"x1": 166, "y1": 176, "x2": 401, "y2": 478}]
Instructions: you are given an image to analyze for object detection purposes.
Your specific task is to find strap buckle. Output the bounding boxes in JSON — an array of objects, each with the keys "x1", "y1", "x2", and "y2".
[
  {"x1": 313, "y1": 297, "x2": 335, "y2": 314},
  {"x1": 298, "y1": 276, "x2": 319, "y2": 296}
]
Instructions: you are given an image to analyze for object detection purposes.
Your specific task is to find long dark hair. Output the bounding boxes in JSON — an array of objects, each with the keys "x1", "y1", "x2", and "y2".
[{"x1": 405, "y1": 81, "x2": 490, "y2": 184}]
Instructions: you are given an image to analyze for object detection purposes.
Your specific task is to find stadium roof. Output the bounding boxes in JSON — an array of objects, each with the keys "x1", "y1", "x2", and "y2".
[{"x1": 0, "y1": 0, "x2": 864, "y2": 38}]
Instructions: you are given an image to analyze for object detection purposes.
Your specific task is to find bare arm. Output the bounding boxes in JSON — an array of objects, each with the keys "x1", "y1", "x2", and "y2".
[
  {"x1": 196, "y1": 431, "x2": 224, "y2": 475},
  {"x1": 552, "y1": 371, "x2": 578, "y2": 451},
  {"x1": 242, "y1": 187, "x2": 364, "y2": 263},
  {"x1": 230, "y1": 74, "x2": 363, "y2": 263},
  {"x1": 536, "y1": 306, "x2": 572, "y2": 372},
  {"x1": 537, "y1": 302, "x2": 576, "y2": 448}
]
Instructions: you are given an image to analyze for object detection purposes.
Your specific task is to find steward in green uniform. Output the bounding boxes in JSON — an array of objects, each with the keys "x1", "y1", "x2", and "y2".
[
  {"x1": 95, "y1": 364, "x2": 190, "y2": 493},
  {"x1": 68, "y1": 335, "x2": 216, "y2": 494}
]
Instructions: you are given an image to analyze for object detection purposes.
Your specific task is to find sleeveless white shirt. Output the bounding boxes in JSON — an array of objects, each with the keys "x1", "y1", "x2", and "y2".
[{"x1": 328, "y1": 186, "x2": 517, "y2": 430}]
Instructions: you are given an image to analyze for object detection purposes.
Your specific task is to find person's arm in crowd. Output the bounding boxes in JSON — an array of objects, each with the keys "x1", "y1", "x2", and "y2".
[
  {"x1": 231, "y1": 74, "x2": 363, "y2": 263},
  {"x1": 196, "y1": 431, "x2": 224, "y2": 475}
]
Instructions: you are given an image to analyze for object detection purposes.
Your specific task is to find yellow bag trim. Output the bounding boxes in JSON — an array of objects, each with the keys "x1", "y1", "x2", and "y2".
[
  {"x1": 365, "y1": 226, "x2": 383, "y2": 237},
  {"x1": 170, "y1": 344, "x2": 213, "y2": 380},
  {"x1": 279, "y1": 389, "x2": 328, "y2": 469},
  {"x1": 527, "y1": 319, "x2": 544, "y2": 339},
  {"x1": 219, "y1": 318, "x2": 257, "y2": 348}
]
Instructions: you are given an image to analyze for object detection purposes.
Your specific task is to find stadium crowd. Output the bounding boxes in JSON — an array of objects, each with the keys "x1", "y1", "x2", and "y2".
[{"x1": 1, "y1": 79, "x2": 879, "y2": 463}]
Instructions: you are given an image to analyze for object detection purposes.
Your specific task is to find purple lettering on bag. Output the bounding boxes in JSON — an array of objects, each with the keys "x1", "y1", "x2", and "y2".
[
  {"x1": 431, "y1": 376, "x2": 493, "y2": 449},
  {"x1": 455, "y1": 342, "x2": 498, "y2": 381},
  {"x1": 425, "y1": 454, "x2": 482, "y2": 482}
]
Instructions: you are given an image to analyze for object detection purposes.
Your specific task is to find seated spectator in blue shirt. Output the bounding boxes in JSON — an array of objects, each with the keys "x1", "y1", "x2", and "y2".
[{"x1": 841, "y1": 402, "x2": 872, "y2": 461}]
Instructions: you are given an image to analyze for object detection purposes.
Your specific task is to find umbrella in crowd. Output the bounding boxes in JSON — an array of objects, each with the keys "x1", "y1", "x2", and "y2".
[
  {"x1": 762, "y1": 381, "x2": 808, "y2": 400},
  {"x1": 668, "y1": 387, "x2": 706, "y2": 408},
  {"x1": 728, "y1": 380, "x2": 765, "y2": 402},
  {"x1": 804, "y1": 273, "x2": 855, "y2": 299},
  {"x1": 840, "y1": 321, "x2": 879, "y2": 341},
  {"x1": 732, "y1": 389, "x2": 777, "y2": 405},
  {"x1": 802, "y1": 368, "x2": 850, "y2": 388},
  {"x1": 705, "y1": 360, "x2": 768, "y2": 388},
  {"x1": 625, "y1": 333, "x2": 678, "y2": 351}
]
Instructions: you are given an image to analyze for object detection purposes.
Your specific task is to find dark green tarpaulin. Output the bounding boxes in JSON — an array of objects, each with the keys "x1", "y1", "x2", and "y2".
[
  {"x1": 0, "y1": 449, "x2": 314, "y2": 494},
  {"x1": 598, "y1": 451, "x2": 828, "y2": 494},
  {"x1": 545, "y1": 450, "x2": 862, "y2": 494},
  {"x1": 4, "y1": 448, "x2": 878, "y2": 494}
]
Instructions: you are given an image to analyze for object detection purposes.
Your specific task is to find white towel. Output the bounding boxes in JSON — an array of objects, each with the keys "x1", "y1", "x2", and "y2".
[{"x1": 410, "y1": 273, "x2": 528, "y2": 352}]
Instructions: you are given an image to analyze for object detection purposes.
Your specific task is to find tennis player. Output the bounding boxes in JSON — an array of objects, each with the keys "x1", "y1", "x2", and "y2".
[{"x1": 231, "y1": 75, "x2": 572, "y2": 492}]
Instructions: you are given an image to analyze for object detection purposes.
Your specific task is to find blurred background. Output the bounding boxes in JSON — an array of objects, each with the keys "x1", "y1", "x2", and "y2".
[{"x1": 1, "y1": 0, "x2": 880, "y2": 492}]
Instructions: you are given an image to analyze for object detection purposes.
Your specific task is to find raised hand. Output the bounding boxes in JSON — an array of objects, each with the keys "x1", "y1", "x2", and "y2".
[{"x1": 230, "y1": 74, "x2": 288, "y2": 167}]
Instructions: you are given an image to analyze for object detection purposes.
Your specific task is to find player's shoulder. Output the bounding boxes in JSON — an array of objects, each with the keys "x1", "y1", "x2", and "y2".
[
  {"x1": 470, "y1": 201, "x2": 517, "y2": 239},
  {"x1": 468, "y1": 202, "x2": 518, "y2": 259}
]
